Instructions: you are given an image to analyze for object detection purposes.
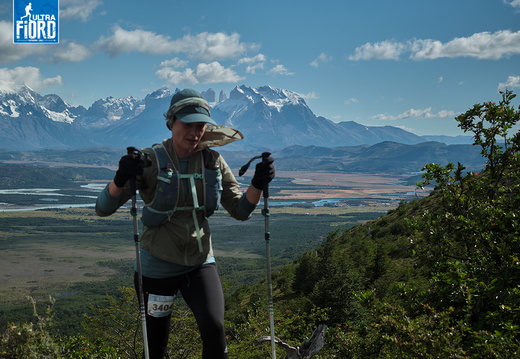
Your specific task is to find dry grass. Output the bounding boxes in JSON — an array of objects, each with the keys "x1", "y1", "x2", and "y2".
[
  {"x1": 0, "y1": 171, "x2": 421, "y2": 303},
  {"x1": 273, "y1": 170, "x2": 420, "y2": 200}
]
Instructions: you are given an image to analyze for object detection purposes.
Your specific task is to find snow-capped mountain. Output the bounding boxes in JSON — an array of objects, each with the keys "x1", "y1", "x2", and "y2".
[
  {"x1": 0, "y1": 86, "x2": 83, "y2": 124},
  {"x1": 201, "y1": 88, "x2": 228, "y2": 105},
  {"x1": 0, "y1": 84, "x2": 467, "y2": 151},
  {"x1": 0, "y1": 86, "x2": 93, "y2": 150},
  {"x1": 77, "y1": 96, "x2": 144, "y2": 129},
  {"x1": 210, "y1": 85, "x2": 423, "y2": 150}
]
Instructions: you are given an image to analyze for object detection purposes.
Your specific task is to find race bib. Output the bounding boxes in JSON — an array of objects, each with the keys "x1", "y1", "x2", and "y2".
[{"x1": 147, "y1": 294, "x2": 175, "y2": 317}]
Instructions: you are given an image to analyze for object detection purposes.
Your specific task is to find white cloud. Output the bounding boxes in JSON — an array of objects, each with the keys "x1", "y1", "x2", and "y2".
[
  {"x1": 299, "y1": 92, "x2": 319, "y2": 100},
  {"x1": 348, "y1": 40, "x2": 406, "y2": 60},
  {"x1": 505, "y1": 0, "x2": 520, "y2": 9},
  {"x1": 97, "y1": 27, "x2": 259, "y2": 62},
  {"x1": 175, "y1": 32, "x2": 259, "y2": 61},
  {"x1": 0, "y1": 21, "x2": 89, "y2": 64},
  {"x1": 244, "y1": 63, "x2": 264, "y2": 74},
  {"x1": 349, "y1": 30, "x2": 520, "y2": 61},
  {"x1": 411, "y1": 31, "x2": 520, "y2": 60},
  {"x1": 310, "y1": 52, "x2": 332, "y2": 67},
  {"x1": 49, "y1": 42, "x2": 92, "y2": 62},
  {"x1": 498, "y1": 75, "x2": 520, "y2": 91},
  {"x1": 96, "y1": 26, "x2": 177, "y2": 56},
  {"x1": 0, "y1": 67, "x2": 62, "y2": 92},
  {"x1": 159, "y1": 57, "x2": 189, "y2": 68},
  {"x1": 60, "y1": 0, "x2": 102, "y2": 22},
  {"x1": 344, "y1": 97, "x2": 359, "y2": 105},
  {"x1": 238, "y1": 54, "x2": 266, "y2": 64},
  {"x1": 156, "y1": 61, "x2": 245, "y2": 85},
  {"x1": 0, "y1": 21, "x2": 47, "y2": 64},
  {"x1": 268, "y1": 64, "x2": 294, "y2": 76},
  {"x1": 238, "y1": 54, "x2": 266, "y2": 74},
  {"x1": 372, "y1": 107, "x2": 457, "y2": 121}
]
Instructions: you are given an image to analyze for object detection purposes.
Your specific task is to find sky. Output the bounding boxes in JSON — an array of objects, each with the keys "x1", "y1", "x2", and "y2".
[{"x1": 1, "y1": 0, "x2": 520, "y2": 136}]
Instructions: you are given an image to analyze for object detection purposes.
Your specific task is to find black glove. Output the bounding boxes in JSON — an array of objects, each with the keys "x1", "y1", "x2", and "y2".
[
  {"x1": 251, "y1": 156, "x2": 275, "y2": 190},
  {"x1": 113, "y1": 154, "x2": 144, "y2": 188}
]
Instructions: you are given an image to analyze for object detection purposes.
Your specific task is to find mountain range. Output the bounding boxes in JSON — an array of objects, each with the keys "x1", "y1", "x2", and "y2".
[{"x1": 0, "y1": 85, "x2": 472, "y2": 151}]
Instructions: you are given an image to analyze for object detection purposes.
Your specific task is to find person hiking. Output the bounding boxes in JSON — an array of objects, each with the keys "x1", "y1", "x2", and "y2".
[{"x1": 95, "y1": 88, "x2": 275, "y2": 359}]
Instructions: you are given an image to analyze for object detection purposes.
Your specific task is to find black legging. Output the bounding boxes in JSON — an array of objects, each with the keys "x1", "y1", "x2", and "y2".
[{"x1": 134, "y1": 263, "x2": 228, "y2": 359}]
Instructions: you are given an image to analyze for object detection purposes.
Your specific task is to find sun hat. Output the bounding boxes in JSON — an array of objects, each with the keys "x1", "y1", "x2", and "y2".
[{"x1": 165, "y1": 89, "x2": 217, "y2": 129}]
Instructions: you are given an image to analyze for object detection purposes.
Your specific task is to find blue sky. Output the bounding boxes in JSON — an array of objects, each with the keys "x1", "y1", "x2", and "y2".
[{"x1": 1, "y1": 0, "x2": 519, "y2": 136}]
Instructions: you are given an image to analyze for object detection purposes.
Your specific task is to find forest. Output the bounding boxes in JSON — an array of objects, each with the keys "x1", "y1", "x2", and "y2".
[{"x1": 1, "y1": 90, "x2": 519, "y2": 358}]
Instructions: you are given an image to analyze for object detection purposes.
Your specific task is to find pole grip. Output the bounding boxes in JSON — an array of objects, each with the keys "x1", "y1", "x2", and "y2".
[
  {"x1": 261, "y1": 152, "x2": 271, "y2": 199},
  {"x1": 126, "y1": 146, "x2": 140, "y2": 196}
]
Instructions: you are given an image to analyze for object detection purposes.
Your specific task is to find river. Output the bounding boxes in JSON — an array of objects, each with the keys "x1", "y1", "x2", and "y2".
[{"x1": 0, "y1": 184, "x2": 105, "y2": 212}]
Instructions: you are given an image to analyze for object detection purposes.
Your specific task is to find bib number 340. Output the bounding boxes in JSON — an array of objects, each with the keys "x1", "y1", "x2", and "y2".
[{"x1": 147, "y1": 294, "x2": 175, "y2": 317}]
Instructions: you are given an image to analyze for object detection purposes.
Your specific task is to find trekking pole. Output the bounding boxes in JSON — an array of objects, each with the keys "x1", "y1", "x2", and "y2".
[
  {"x1": 239, "y1": 152, "x2": 276, "y2": 359},
  {"x1": 127, "y1": 147, "x2": 150, "y2": 359},
  {"x1": 261, "y1": 152, "x2": 277, "y2": 359}
]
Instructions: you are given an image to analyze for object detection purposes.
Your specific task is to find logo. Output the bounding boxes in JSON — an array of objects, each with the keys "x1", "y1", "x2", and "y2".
[{"x1": 13, "y1": 0, "x2": 59, "y2": 44}]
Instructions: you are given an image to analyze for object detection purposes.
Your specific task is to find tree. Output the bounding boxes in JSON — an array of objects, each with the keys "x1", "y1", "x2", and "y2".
[
  {"x1": 410, "y1": 90, "x2": 520, "y2": 356},
  {"x1": 322, "y1": 90, "x2": 520, "y2": 358}
]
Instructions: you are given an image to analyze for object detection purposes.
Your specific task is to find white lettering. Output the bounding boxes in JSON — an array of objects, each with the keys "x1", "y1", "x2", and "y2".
[
  {"x1": 47, "y1": 21, "x2": 56, "y2": 39},
  {"x1": 37, "y1": 20, "x2": 46, "y2": 38},
  {"x1": 15, "y1": 20, "x2": 57, "y2": 41},
  {"x1": 27, "y1": 20, "x2": 37, "y2": 39},
  {"x1": 15, "y1": 21, "x2": 24, "y2": 39},
  {"x1": 29, "y1": 14, "x2": 56, "y2": 21}
]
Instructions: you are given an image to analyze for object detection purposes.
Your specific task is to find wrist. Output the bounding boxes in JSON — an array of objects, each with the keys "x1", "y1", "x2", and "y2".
[
  {"x1": 246, "y1": 185, "x2": 262, "y2": 205},
  {"x1": 251, "y1": 177, "x2": 264, "y2": 191},
  {"x1": 108, "y1": 181, "x2": 124, "y2": 196},
  {"x1": 113, "y1": 170, "x2": 127, "y2": 188},
  {"x1": 250, "y1": 183, "x2": 263, "y2": 192}
]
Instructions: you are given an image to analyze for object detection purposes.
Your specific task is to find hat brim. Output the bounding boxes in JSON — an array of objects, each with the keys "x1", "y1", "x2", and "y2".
[{"x1": 176, "y1": 112, "x2": 217, "y2": 126}]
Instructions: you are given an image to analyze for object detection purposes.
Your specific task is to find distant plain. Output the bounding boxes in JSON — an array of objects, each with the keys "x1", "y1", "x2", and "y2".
[
  {"x1": 0, "y1": 165, "x2": 425, "y2": 333},
  {"x1": 0, "y1": 170, "x2": 423, "y2": 301}
]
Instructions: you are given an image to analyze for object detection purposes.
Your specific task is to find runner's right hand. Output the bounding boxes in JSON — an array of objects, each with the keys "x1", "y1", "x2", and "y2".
[{"x1": 113, "y1": 154, "x2": 144, "y2": 188}]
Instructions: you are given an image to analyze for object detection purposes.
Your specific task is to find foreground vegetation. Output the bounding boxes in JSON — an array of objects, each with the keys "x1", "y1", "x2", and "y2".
[
  {"x1": 0, "y1": 205, "x2": 383, "y2": 334},
  {"x1": 1, "y1": 90, "x2": 519, "y2": 357}
]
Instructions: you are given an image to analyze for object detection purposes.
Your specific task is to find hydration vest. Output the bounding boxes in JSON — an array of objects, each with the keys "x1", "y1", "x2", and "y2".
[{"x1": 140, "y1": 143, "x2": 223, "y2": 252}]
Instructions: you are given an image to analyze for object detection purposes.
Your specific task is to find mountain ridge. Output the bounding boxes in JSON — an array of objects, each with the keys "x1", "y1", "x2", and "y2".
[
  {"x1": 0, "y1": 140, "x2": 484, "y2": 176},
  {"x1": 0, "y1": 85, "x2": 472, "y2": 151}
]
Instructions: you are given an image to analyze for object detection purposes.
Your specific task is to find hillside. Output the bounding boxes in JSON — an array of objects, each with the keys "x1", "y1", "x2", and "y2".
[
  {"x1": 226, "y1": 162, "x2": 519, "y2": 356},
  {"x1": 0, "y1": 164, "x2": 113, "y2": 189},
  {"x1": 0, "y1": 140, "x2": 485, "y2": 180},
  {"x1": 225, "y1": 90, "x2": 520, "y2": 358}
]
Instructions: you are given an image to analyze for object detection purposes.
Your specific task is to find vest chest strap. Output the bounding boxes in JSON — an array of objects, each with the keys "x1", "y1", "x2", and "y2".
[{"x1": 178, "y1": 173, "x2": 204, "y2": 252}]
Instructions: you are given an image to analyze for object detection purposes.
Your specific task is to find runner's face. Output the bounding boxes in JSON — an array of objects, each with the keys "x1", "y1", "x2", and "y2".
[{"x1": 171, "y1": 120, "x2": 206, "y2": 157}]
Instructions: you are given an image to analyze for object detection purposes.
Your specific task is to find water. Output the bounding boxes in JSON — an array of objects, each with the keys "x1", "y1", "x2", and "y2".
[
  {"x1": 0, "y1": 176, "x2": 425, "y2": 212},
  {"x1": 0, "y1": 186, "x2": 101, "y2": 212},
  {"x1": 0, "y1": 203, "x2": 97, "y2": 212},
  {"x1": 267, "y1": 198, "x2": 341, "y2": 207}
]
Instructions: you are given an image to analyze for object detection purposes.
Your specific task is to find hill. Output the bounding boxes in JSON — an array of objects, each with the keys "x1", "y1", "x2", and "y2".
[
  {"x1": 224, "y1": 90, "x2": 520, "y2": 358},
  {"x1": 274, "y1": 141, "x2": 484, "y2": 173},
  {"x1": 0, "y1": 140, "x2": 485, "y2": 179}
]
